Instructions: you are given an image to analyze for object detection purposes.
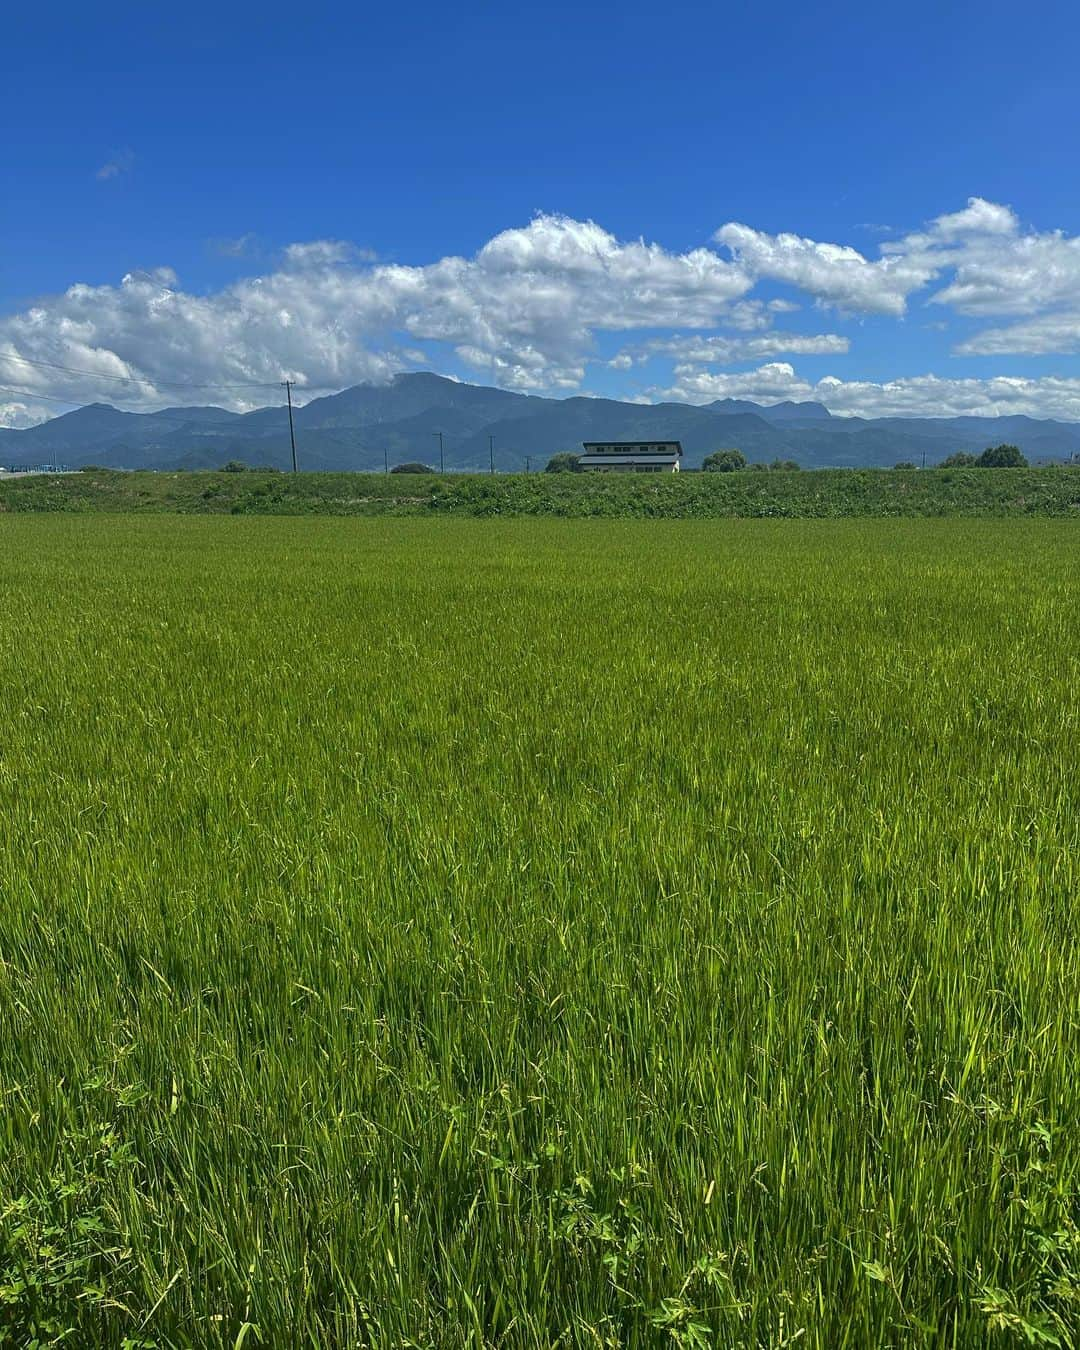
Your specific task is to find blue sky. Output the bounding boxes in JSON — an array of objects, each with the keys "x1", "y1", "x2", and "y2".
[{"x1": 5, "y1": 0, "x2": 1080, "y2": 424}]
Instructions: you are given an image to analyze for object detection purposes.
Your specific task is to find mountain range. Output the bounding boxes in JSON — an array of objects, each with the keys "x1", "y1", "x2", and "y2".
[{"x1": 4, "y1": 373, "x2": 1080, "y2": 471}]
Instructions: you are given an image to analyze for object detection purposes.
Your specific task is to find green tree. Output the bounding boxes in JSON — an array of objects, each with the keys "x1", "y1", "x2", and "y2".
[
  {"x1": 894, "y1": 461, "x2": 917, "y2": 470},
  {"x1": 978, "y1": 443, "x2": 1028, "y2": 467},
  {"x1": 940, "y1": 452, "x2": 977, "y2": 468},
  {"x1": 545, "y1": 452, "x2": 581, "y2": 473},
  {"x1": 702, "y1": 448, "x2": 747, "y2": 473},
  {"x1": 222, "y1": 460, "x2": 250, "y2": 473},
  {"x1": 390, "y1": 461, "x2": 435, "y2": 474},
  {"x1": 769, "y1": 458, "x2": 801, "y2": 471}
]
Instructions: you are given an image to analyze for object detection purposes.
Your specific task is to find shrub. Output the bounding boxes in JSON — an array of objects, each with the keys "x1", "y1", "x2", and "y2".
[
  {"x1": 978, "y1": 444, "x2": 1028, "y2": 468},
  {"x1": 222, "y1": 460, "x2": 250, "y2": 473},
  {"x1": 390, "y1": 462, "x2": 436, "y2": 474},
  {"x1": 545, "y1": 452, "x2": 582, "y2": 473},
  {"x1": 702, "y1": 449, "x2": 747, "y2": 473},
  {"x1": 894, "y1": 461, "x2": 917, "y2": 470},
  {"x1": 940, "y1": 452, "x2": 977, "y2": 468}
]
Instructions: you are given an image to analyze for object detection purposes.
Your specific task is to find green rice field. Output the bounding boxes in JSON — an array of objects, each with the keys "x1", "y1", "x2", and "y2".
[{"x1": 1, "y1": 516, "x2": 1078, "y2": 1347}]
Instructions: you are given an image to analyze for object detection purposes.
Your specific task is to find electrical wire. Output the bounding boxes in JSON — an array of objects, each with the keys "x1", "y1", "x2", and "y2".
[
  {"x1": 0, "y1": 385, "x2": 284, "y2": 433},
  {"x1": 0, "y1": 384, "x2": 110, "y2": 406},
  {"x1": 0, "y1": 351, "x2": 285, "y2": 391}
]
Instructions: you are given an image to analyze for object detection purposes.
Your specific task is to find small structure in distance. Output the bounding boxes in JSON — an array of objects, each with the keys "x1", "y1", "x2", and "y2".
[
  {"x1": 0, "y1": 463, "x2": 74, "y2": 476},
  {"x1": 578, "y1": 440, "x2": 682, "y2": 473}
]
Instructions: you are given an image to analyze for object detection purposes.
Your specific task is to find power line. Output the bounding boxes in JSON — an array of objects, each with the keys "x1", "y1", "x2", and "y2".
[
  {"x1": 0, "y1": 384, "x2": 256, "y2": 431},
  {"x1": 0, "y1": 351, "x2": 287, "y2": 391},
  {"x1": 0, "y1": 384, "x2": 95, "y2": 406}
]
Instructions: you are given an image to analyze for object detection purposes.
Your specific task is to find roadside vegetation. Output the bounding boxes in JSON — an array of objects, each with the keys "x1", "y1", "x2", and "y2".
[
  {"x1": 1, "y1": 516, "x2": 1078, "y2": 1346},
  {"x1": 2, "y1": 463, "x2": 1079, "y2": 517}
]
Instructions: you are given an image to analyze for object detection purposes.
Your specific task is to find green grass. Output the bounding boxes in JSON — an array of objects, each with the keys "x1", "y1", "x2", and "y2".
[
  {"x1": 3, "y1": 465, "x2": 1080, "y2": 517},
  {"x1": 1, "y1": 516, "x2": 1078, "y2": 1348}
]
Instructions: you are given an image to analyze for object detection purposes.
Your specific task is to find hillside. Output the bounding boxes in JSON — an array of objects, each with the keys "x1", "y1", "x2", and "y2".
[{"x1": 3, "y1": 373, "x2": 1080, "y2": 471}]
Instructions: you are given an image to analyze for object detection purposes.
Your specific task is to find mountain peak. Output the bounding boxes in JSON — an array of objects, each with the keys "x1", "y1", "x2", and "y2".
[{"x1": 708, "y1": 397, "x2": 831, "y2": 423}]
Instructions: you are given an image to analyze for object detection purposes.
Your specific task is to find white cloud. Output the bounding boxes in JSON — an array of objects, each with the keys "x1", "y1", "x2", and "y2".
[
  {"x1": 714, "y1": 223, "x2": 933, "y2": 316},
  {"x1": 0, "y1": 214, "x2": 754, "y2": 407},
  {"x1": 660, "y1": 362, "x2": 816, "y2": 405},
  {"x1": 7, "y1": 199, "x2": 1080, "y2": 421},
  {"x1": 0, "y1": 399, "x2": 50, "y2": 429},
  {"x1": 957, "y1": 313, "x2": 1080, "y2": 356},
  {"x1": 928, "y1": 232, "x2": 1080, "y2": 318},
  {"x1": 209, "y1": 233, "x2": 258, "y2": 258},
  {"x1": 644, "y1": 332, "x2": 849, "y2": 363},
  {"x1": 712, "y1": 197, "x2": 1024, "y2": 318},
  {"x1": 708, "y1": 197, "x2": 1080, "y2": 358},
  {"x1": 657, "y1": 362, "x2": 1080, "y2": 420},
  {"x1": 815, "y1": 372, "x2": 1080, "y2": 419},
  {"x1": 924, "y1": 197, "x2": 1019, "y2": 241},
  {"x1": 96, "y1": 150, "x2": 134, "y2": 181},
  {"x1": 281, "y1": 240, "x2": 373, "y2": 268}
]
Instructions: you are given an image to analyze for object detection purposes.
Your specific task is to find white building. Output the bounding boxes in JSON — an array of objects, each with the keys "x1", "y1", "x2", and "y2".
[{"x1": 578, "y1": 441, "x2": 682, "y2": 472}]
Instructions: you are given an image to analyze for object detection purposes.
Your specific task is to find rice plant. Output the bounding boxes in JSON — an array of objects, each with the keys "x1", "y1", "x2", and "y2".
[{"x1": 1, "y1": 516, "x2": 1078, "y2": 1347}]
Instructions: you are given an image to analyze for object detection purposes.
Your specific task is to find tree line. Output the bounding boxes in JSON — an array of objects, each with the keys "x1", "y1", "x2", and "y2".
[
  {"x1": 186, "y1": 443, "x2": 1042, "y2": 475},
  {"x1": 546, "y1": 444, "x2": 1035, "y2": 472}
]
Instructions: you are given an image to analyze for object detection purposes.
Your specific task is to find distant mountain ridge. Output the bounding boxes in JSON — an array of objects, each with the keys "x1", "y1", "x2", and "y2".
[{"x1": 3, "y1": 373, "x2": 1079, "y2": 470}]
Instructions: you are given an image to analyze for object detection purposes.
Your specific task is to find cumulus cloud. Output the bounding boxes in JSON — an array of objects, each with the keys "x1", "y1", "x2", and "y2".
[
  {"x1": 6, "y1": 199, "x2": 1080, "y2": 420},
  {"x1": 922, "y1": 197, "x2": 1019, "y2": 241},
  {"x1": 659, "y1": 363, "x2": 816, "y2": 405},
  {"x1": 925, "y1": 237, "x2": 1080, "y2": 319},
  {"x1": 716, "y1": 198, "x2": 1056, "y2": 310},
  {"x1": 656, "y1": 362, "x2": 1080, "y2": 420},
  {"x1": 709, "y1": 197, "x2": 1080, "y2": 357},
  {"x1": 712, "y1": 196, "x2": 1032, "y2": 317},
  {"x1": 0, "y1": 399, "x2": 50, "y2": 429},
  {"x1": 0, "y1": 215, "x2": 759, "y2": 408},
  {"x1": 714, "y1": 223, "x2": 932, "y2": 316}
]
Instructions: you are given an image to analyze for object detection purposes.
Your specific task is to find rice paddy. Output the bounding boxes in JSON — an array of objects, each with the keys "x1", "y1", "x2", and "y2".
[{"x1": 1, "y1": 516, "x2": 1078, "y2": 1347}]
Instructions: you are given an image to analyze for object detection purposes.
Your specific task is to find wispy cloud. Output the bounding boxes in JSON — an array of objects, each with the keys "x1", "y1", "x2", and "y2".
[
  {"x1": 209, "y1": 233, "x2": 259, "y2": 259},
  {"x1": 96, "y1": 149, "x2": 135, "y2": 182}
]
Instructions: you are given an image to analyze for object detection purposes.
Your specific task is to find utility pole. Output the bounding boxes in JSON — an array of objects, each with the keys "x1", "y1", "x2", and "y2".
[
  {"x1": 921, "y1": 450, "x2": 926, "y2": 470},
  {"x1": 433, "y1": 431, "x2": 444, "y2": 473},
  {"x1": 282, "y1": 380, "x2": 298, "y2": 472},
  {"x1": 525, "y1": 455, "x2": 531, "y2": 474},
  {"x1": 384, "y1": 447, "x2": 389, "y2": 475},
  {"x1": 489, "y1": 435, "x2": 495, "y2": 475}
]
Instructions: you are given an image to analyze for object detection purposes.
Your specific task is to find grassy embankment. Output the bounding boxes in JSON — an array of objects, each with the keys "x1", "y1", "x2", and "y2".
[
  {"x1": 2, "y1": 465, "x2": 1080, "y2": 515},
  {"x1": 1, "y1": 516, "x2": 1079, "y2": 1347}
]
